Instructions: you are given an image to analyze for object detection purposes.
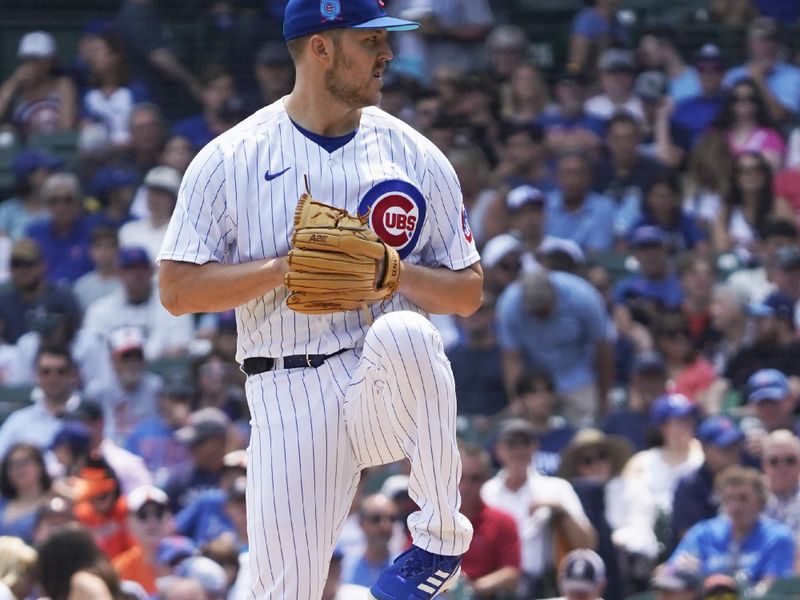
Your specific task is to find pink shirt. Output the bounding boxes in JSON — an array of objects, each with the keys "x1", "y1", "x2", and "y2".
[{"x1": 728, "y1": 128, "x2": 786, "y2": 164}]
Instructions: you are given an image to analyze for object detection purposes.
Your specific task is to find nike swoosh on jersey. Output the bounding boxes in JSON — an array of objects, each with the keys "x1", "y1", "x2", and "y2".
[{"x1": 264, "y1": 167, "x2": 291, "y2": 181}]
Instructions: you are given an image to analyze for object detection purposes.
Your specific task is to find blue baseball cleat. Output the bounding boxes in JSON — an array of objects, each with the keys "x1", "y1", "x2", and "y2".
[{"x1": 368, "y1": 545, "x2": 462, "y2": 599}]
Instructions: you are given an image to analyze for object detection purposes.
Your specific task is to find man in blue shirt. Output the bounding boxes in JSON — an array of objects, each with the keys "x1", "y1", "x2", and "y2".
[
  {"x1": 343, "y1": 494, "x2": 398, "y2": 588},
  {"x1": 545, "y1": 152, "x2": 616, "y2": 254},
  {"x1": 724, "y1": 17, "x2": 800, "y2": 122},
  {"x1": 497, "y1": 268, "x2": 613, "y2": 425},
  {"x1": 614, "y1": 226, "x2": 684, "y2": 310},
  {"x1": 670, "y1": 465, "x2": 794, "y2": 592},
  {"x1": 671, "y1": 44, "x2": 727, "y2": 147}
]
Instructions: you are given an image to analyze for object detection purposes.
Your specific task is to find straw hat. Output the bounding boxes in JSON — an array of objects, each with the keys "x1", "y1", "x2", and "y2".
[{"x1": 558, "y1": 429, "x2": 633, "y2": 479}]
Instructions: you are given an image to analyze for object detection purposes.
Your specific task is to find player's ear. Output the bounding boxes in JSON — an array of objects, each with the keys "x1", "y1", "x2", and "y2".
[{"x1": 308, "y1": 33, "x2": 334, "y2": 65}]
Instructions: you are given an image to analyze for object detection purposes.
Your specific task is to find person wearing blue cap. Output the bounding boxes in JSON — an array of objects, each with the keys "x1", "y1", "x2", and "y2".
[
  {"x1": 157, "y1": 0, "x2": 485, "y2": 598},
  {"x1": 671, "y1": 415, "x2": 744, "y2": 545},
  {"x1": 744, "y1": 369, "x2": 799, "y2": 440}
]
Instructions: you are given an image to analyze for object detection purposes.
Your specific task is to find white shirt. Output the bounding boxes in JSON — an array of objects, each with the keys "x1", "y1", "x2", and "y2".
[
  {"x1": 159, "y1": 99, "x2": 479, "y2": 361},
  {"x1": 118, "y1": 219, "x2": 169, "y2": 266},
  {"x1": 481, "y1": 469, "x2": 591, "y2": 577},
  {"x1": 83, "y1": 87, "x2": 136, "y2": 145},
  {"x1": 99, "y1": 438, "x2": 153, "y2": 494},
  {"x1": 584, "y1": 95, "x2": 645, "y2": 123},
  {"x1": 0, "y1": 395, "x2": 65, "y2": 458},
  {"x1": 86, "y1": 371, "x2": 163, "y2": 444}
]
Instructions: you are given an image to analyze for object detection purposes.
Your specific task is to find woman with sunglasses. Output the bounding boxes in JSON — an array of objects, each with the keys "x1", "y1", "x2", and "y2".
[
  {"x1": 715, "y1": 79, "x2": 785, "y2": 171},
  {"x1": 0, "y1": 443, "x2": 52, "y2": 544},
  {"x1": 712, "y1": 151, "x2": 793, "y2": 257}
]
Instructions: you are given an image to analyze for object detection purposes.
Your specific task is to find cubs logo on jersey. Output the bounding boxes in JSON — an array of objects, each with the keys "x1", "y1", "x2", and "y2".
[
  {"x1": 461, "y1": 206, "x2": 473, "y2": 243},
  {"x1": 359, "y1": 179, "x2": 426, "y2": 259}
]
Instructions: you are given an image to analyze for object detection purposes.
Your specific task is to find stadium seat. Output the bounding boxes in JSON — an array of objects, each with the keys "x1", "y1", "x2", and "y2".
[
  {"x1": 0, "y1": 139, "x2": 21, "y2": 198},
  {"x1": 27, "y1": 131, "x2": 81, "y2": 171},
  {"x1": 0, "y1": 385, "x2": 33, "y2": 426}
]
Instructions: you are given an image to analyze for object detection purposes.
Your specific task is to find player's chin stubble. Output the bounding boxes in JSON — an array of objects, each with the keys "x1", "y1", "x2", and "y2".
[{"x1": 324, "y1": 56, "x2": 379, "y2": 108}]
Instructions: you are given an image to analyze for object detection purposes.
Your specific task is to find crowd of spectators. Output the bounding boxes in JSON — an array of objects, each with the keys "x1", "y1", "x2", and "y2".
[{"x1": 3, "y1": 0, "x2": 800, "y2": 598}]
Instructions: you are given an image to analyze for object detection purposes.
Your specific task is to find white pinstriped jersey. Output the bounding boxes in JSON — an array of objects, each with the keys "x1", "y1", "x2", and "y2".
[{"x1": 159, "y1": 99, "x2": 479, "y2": 362}]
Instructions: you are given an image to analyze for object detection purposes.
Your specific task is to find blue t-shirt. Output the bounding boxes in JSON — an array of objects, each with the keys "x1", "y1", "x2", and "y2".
[
  {"x1": 724, "y1": 62, "x2": 800, "y2": 113},
  {"x1": 496, "y1": 271, "x2": 609, "y2": 393},
  {"x1": 0, "y1": 497, "x2": 38, "y2": 544},
  {"x1": 671, "y1": 95, "x2": 725, "y2": 146},
  {"x1": 343, "y1": 555, "x2": 394, "y2": 588},
  {"x1": 534, "y1": 424, "x2": 576, "y2": 476},
  {"x1": 570, "y1": 8, "x2": 630, "y2": 47},
  {"x1": 632, "y1": 213, "x2": 707, "y2": 252},
  {"x1": 545, "y1": 191, "x2": 616, "y2": 252},
  {"x1": 175, "y1": 489, "x2": 236, "y2": 546},
  {"x1": 670, "y1": 68, "x2": 702, "y2": 103},
  {"x1": 537, "y1": 111, "x2": 606, "y2": 138},
  {"x1": 670, "y1": 516, "x2": 795, "y2": 585},
  {"x1": 171, "y1": 115, "x2": 217, "y2": 152},
  {"x1": 125, "y1": 418, "x2": 192, "y2": 484},
  {"x1": 25, "y1": 218, "x2": 95, "y2": 285},
  {"x1": 603, "y1": 409, "x2": 650, "y2": 452},
  {"x1": 613, "y1": 271, "x2": 684, "y2": 309}
]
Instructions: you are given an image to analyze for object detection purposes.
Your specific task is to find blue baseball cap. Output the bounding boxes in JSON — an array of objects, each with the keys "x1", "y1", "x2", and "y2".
[
  {"x1": 629, "y1": 225, "x2": 667, "y2": 248},
  {"x1": 156, "y1": 536, "x2": 197, "y2": 566},
  {"x1": 89, "y1": 167, "x2": 137, "y2": 198},
  {"x1": 696, "y1": 415, "x2": 744, "y2": 447},
  {"x1": 747, "y1": 292, "x2": 795, "y2": 321},
  {"x1": 283, "y1": 0, "x2": 419, "y2": 42},
  {"x1": 118, "y1": 246, "x2": 151, "y2": 268},
  {"x1": 747, "y1": 368, "x2": 790, "y2": 403},
  {"x1": 650, "y1": 393, "x2": 698, "y2": 424},
  {"x1": 13, "y1": 149, "x2": 62, "y2": 181}
]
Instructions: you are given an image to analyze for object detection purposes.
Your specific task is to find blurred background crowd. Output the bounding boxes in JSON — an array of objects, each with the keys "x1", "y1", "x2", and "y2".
[{"x1": 3, "y1": 0, "x2": 800, "y2": 599}]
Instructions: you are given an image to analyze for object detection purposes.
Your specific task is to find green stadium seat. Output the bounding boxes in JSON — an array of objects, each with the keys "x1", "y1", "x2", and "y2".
[
  {"x1": 0, "y1": 384, "x2": 33, "y2": 426},
  {"x1": 27, "y1": 131, "x2": 80, "y2": 170},
  {"x1": 0, "y1": 139, "x2": 21, "y2": 198}
]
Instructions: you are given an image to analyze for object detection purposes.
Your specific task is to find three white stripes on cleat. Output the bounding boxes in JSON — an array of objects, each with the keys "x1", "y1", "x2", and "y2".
[{"x1": 417, "y1": 570, "x2": 454, "y2": 595}]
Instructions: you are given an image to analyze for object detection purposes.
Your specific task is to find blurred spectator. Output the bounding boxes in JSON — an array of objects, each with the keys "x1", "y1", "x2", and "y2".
[
  {"x1": 637, "y1": 27, "x2": 700, "y2": 103},
  {"x1": 448, "y1": 292, "x2": 507, "y2": 417},
  {"x1": 25, "y1": 172, "x2": 94, "y2": 285},
  {"x1": 546, "y1": 152, "x2": 616, "y2": 254},
  {"x1": 623, "y1": 394, "x2": 703, "y2": 526},
  {"x1": 771, "y1": 247, "x2": 800, "y2": 313},
  {"x1": 86, "y1": 167, "x2": 138, "y2": 231},
  {"x1": 160, "y1": 134, "x2": 194, "y2": 176},
  {"x1": 762, "y1": 429, "x2": 800, "y2": 548},
  {"x1": 193, "y1": 351, "x2": 246, "y2": 422},
  {"x1": 485, "y1": 25, "x2": 530, "y2": 82},
  {"x1": 81, "y1": 245, "x2": 195, "y2": 361},
  {"x1": 649, "y1": 564, "x2": 702, "y2": 600},
  {"x1": 0, "y1": 31, "x2": 78, "y2": 138},
  {"x1": 31, "y1": 496, "x2": 75, "y2": 547},
  {"x1": 584, "y1": 50, "x2": 644, "y2": 123},
  {"x1": 0, "y1": 536, "x2": 37, "y2": 600},
  {"x1": 343, "y1": 494, "x2": 398, "y2": 587},
  {"x1": 615, "y1": 226, "x2": 683, "y2": 312},
  {"x1": 171, "y1": 66, "x2": 240, "y2": 153},
  {"x1": 202, "y1": 536, "x2": 243, "y2": 595},
  {"x1": 708, "y1": 285, "x2": 750, "y2": 376},
  {"x1": 165, "y1": 408, "x2": 231, "y2": 513},
  {"x1": 458, "y1": 443, "x2": 521, "y2": 598},
  {"x1": 480, "y1": 234, "x2": 524, "y2": 297},
  {"x1": 678, "y1": 254, "x2": 716, "y2": 350},
  {"x1": 123, "y1": 103, "x2": 167, "y2": 178},
  {"x1": 115, "y1": 0, "x2": 202, "y2": 120},
  {"x1": 604, "y1": 352, "x2": 668, "y2": 451},
  {"x1": 559, "y1": 429, "x2": 657, "y2": 583},
  {"x1": 113, "y1": 485, "x2": 172, "y2": 594},
  {"x1": 0, "y1": 346, "x2": 79, "y2": 458},
  {"x1": 0, "y1": 443, "x2": 52, "y2": 544},
  {"x1": 174, "y1": 555, "x2": 229, "y2": 600},
  {"x1": 537, "y1": 238, "x2": 585, "y2": 276},
  {"x1": 0, "y1": 149, "x2": 61, "y2": 240},
  {"x1": 494, "y1": 123, "x2": 554, "y2": 192},
  {"x1": 722, "y1": 294, "x2": 800, "y2": 391},
  {"x1": 652, "y1": 313, "x2": 715, "y2": 403},
  {"x1": 73, "y1": 226, "x2": 122, "y2": 312},
  {"x1": 537, "y1": 68, "x2": 604, "y2": 156},
  {"x1": 159, "y1": 577, "x2": 211, "y2": 600},
  {"x1": 156, "y1": 534, "x2": 197, "y2": 573},
  {"x1": 715, "y1": 80, "x2": 786, "y2": 171},
  {"x1": 669, "y1": 465, "x2": 794, "y2": 592},
  {"x1": 592, "y1": 114, "x2": 670, "y2": 236},
  {"x1": 481, "y1": 419, "x2": 596, "y2": 598},
  {"x1": 72, "y1": 457, "x2": 134, "y2": 558},
  {"x1": 50, "y1": 420, "x2": 92, "y2": 480},
  {"x1": 634, "y1": 71, "x2": 687, "y2": 169},
  {"x1": 37, "y1": 522, "x2": 121, "y2": 599},
  {"x1": 497, "y1": 268, "x2": 612, "y2": 425},
  {"x1": 81, "y1": 32, "x2": 149, "y2": 150},
  {"x1": 126, "y1": 375, "x2": 194, "y2": 487},
  {"x1": 65, "y1": 399, "x2": 152, "y2": 496},
  {"x1": 723, "y1": 17, "x2": 800, "y2": 123},
  {"x1": 86, "y1": 326, "x2": 162, "y2": 445},
  {"x1": 742, "y1": 370, "x2": 799, "y2": 455},
  {"x1": 672, "y1": 45, "x2": 728, "y2": 147},
  {"x1": 174, "y1": 456, "x2": 247, "y2": 547},
  {"x1": 513, "y1": 370, "x2": 576, "y2": 476},
  {"x1": 671, "y1": 416, "x2": 744, "y2": 544},
  {"x1": 568, "y1": 0, "x2": 629, "y2": 75},
  {"x1": 548, "y1": 549, "x2": 607, "y2": 600},
  {"x1": 682, "y1": 131, "x2": 733, "y2": 232},
  {"x1": 0, "y1": 237, "x2": 81, "y2": 345},
  {"x1": 504, "y1": 185, "x2": 547, "y2": 264},
  {"x1": 500, "y1": 62, "x2": 551, "y2": 125},
  {"x1": 635, "y1": 175, "x2": 707, "y2": 253},
  {"x1": 248, "y1": 42, "x2": 294, "y2": 112},
  {"x1": 707, "y1": 0, "x2": 757, "y2": 26},
  {"x1": 713, "y1": 152, "x2": 792, "y2": 257},
  {"x1": 448, "y1": 145, "x2": 504, "y2": 248},
  {"x1": 119, "y1": 166, "x2": 181, "y2": 265}
]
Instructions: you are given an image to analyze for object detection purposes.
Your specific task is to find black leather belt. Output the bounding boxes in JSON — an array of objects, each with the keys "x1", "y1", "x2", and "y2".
[{"x1": 242, "y1": 348, "x2": 349, "y2": 376}]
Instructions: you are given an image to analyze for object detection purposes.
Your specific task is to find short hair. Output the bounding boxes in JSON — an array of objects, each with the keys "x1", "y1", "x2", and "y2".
[
  {"x1": 499, "y1": 121, "x2": 544, "y2": 144},
  {"x1": 715, "y1": 465, "x2": 767, "y2": 506},
  {"x1": 286, "y1": 29, "x2": 342, "y2": 63},
  {"x1": 457, "y1": 441, "x2": 492, "y2": 473},
  {"x1": 0, "y1": 443, "x2": 51, "y2": 499},
  {"x1": 90, "y1": 225, "x2": 119, "y2": 246},
  {"x1": 129, "y1": 102, "x2": 165, "y2": 128},
  {"x1": 676, "y1": 251, "x2": 715, "y2": 279},
  {"x1": 515, "y1": 368, "x2": 556, "y2": 397},
  {"x1": 556, "y1": 149, "x2": 592, "y2": 169},
  {"x1": 200, "y1": 64, "x2": 233, "y2": 87},
  {"x1": 763, "y1": 429, "x2": 800, "y2": 457},
  {"x1": 42, "y1": 172, "x2": 81, "y2": 201},
  {"x1": 606, "y1": 112, "x2": 640, "y2": 134},
  {"x1": 35, "y1": 344, "x2": 74, "y2": 368}
]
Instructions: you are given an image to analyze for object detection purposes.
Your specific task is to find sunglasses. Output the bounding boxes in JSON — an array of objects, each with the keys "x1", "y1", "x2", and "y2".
[
  {"x1": 38, "y1": 366, "x2": 69, "y2": 376},
  {"x1": 136, "y1": 505, "x2": 166, "y2": 521},
  {"x1": 364, "y1": 514, "x2": 400, "y2": 525},
  {"x1": 580, "y1": 449, "x2": 610, "y2": 467},
  {"x1": 767, "y1": 455, "x2": 799, "y2": 468},
  {"x1": 10, "y1": 258, "x2": 38, "y2": 269}
]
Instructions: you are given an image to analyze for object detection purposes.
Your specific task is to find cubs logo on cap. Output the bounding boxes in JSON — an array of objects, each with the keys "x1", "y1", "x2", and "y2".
[
  {"x1": 359, "y1": 179, "x2": 426, "y2": 259},
  {"x1": 284, "y1": 0, "x2": 419, "y2": 41}
]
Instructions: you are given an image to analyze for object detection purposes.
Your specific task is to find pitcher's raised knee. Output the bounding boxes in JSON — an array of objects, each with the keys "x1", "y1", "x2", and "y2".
[{"x1": 367, "y1": 311, "x2": 443, "y2": 358}]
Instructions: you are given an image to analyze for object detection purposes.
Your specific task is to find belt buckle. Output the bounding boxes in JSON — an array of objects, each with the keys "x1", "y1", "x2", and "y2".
[{"x1": 305, "y1": 354, "x2": 313, "y2": 368}]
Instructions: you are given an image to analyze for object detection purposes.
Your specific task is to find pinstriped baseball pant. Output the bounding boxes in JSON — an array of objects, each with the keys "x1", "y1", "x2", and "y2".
[{"x1": 244, "y1": 311, "x2": 473, "y2": 599}]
